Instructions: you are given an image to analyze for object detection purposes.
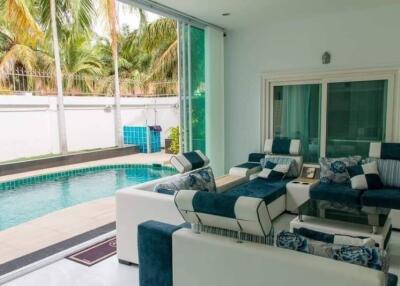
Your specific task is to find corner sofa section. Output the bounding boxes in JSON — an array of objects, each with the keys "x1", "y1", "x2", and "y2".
[{"x1": 116, "y1": 174, "x2": 185, "y2": 265}]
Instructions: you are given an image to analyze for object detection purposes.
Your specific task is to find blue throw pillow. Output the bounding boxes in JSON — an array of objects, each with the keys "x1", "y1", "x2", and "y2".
[
  {"x1": 276, "y1": 231, "x2": 387, "y2": 272},
  {"x1": 276, "y1": 231, "x2": 309, "y2": 253},
  {"x1": 332, "y1": 245, "x2": 383, "y2": 271},
  {"x1": 347, "y1": 161, "x2": 383, "y2": 190},
  {"x1": 319, "y1": 156, "x2": 362, "y2": 184}
]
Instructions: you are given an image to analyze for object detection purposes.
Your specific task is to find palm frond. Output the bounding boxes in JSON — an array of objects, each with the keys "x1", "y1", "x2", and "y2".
[{"x1": 1, "y1": 0, "x2": 43, "y2": 45}]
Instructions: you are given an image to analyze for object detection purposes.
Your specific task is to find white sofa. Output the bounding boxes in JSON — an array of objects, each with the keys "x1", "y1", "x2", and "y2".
[
  {"x1": 116, "y1": 169, "x2": 248, "y2": 264},
  {"x1": 116, "y1": 174, "x2": 184, "y2": 265},
  {"x1": 172, "y1": 229, "x2": 388, "y2": 286},
  {"x1": 116, "y1": 145, "x2": 304, "y2": 265}
]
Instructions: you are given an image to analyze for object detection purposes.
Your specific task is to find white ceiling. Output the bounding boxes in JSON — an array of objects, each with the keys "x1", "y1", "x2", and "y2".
[{"x1": 153, "y1": 0, "x2": 400, "y2": 30}]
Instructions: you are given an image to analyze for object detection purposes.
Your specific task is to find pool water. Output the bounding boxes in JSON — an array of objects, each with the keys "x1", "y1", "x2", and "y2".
[{"x1": 0, "y1": 165, "x2": 176, "y2": 231}]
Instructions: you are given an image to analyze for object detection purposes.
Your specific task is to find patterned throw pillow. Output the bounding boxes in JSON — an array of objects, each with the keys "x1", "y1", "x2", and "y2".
[
  {"x1": 258, "y1": 161, "x2": 290, "y2": 180},
  {"x1": 154, "y1": 166, "x2": 216, "y2": 194},
  {"x1": 319, "y1": 156, "x2": 362, "y2": 184},
  {"x1": 276, "y1": 231, "x2": 309, "y2": 253},
  {"x1": 332, "y1": 245, "x2": 384, "y2": 271},
  {"x1": 276, "y1": 231, "x2": 387, "y2": 272},
  {"x1": 347, "y1": 161, "x2": 383, "y2": 190},
  {"x1": 364, "y1": 158, "x2": 400, "y2": 188},
  {"x1": 261, "y1": 156, "x2": 298, "y2": 178}
]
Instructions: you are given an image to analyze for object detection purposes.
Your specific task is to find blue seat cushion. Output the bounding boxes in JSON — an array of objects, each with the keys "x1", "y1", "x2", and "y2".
[
  {"x1": 224, "y1": 178, "x2": 290, "y2": 204},
  {"x1": 234, "y1": 162, "x2": 260, "y2": 169},
  {"x1": 310, "y1": 183, "x2": 363, "y2": 206},
  {"x1": 361, "y1": 188, "x2": 400, "y2": 209}
]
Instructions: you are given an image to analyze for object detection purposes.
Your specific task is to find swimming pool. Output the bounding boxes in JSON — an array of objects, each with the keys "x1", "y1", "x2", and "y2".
[{"x1": 0, "y1": 164, "x2": 176, "y2": 231}]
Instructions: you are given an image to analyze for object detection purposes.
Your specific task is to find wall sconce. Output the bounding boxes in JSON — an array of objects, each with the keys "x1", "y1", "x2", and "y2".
[{"x1": 322, "y1": 52, "x2": 331, "y2": 65}]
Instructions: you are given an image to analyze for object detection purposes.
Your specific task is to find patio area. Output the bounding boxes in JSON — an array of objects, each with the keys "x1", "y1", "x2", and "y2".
[{"x1": 0, "y1": 152, "x2": 173, "y2": 266}]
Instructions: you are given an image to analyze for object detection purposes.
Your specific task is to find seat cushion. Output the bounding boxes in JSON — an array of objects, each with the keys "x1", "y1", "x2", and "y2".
[
  {"x1": 234, "y1": 162, "x2": 261, "y2": 169},
  {"x1": 310, "y1": 183, "x2": 363, "y2": 206},
  {"x1": 224, "y1": 178, "x2": 290, "y2": 204},
  {"x1": 361, "y1": 188, "x2": 400, "y2": 209}
]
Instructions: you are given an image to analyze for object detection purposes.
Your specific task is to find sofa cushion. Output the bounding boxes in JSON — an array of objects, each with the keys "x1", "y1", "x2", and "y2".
[
  {"x1": 248, "y1": 153, "x2": 266, "y2": 163},
  {"x1": 174, "y1": 190, "x2": 273, "y2": 238},
  {"x1": 347, "y1": 161, "x2": 383, "y2": 190},
  {"x1": 369, "y1": 142, "x2": 400, "y2": 160},
  {"x1": 294, "y1": 228, "x2": 376, "y2": 247},
  {"x1": 319, "y1": 156, "x2": 362, "y2": 184},
  {"x1": 261, "y1": 156, "x2": 298, "y2": 178},
  {"x1": 224, "y1": 178, "x2": 290, "y2": 204},
  {"x1": 276, "y1": 231, "x2": 387, "y2": 271},
  {"x1": 365, "y1": 158, "x2": 400, "y2": 188},
  {"x1": 310, "y1": 183, "x2": 363, "y2": 206},
  {"x1": 234, "y1": 162, "x2": 261, "y2": 170},
  {"x1": 170, "y1": 150, "x2": 209, "y2": 173},
  {"x1": 258, "y1": 161, "x2": 290, "y2": 180},
  {"x1": 154, "y1": 166, "x2": 216, "y2": 194},
  {"x1": 361, "y1": 188, "x2": 400, "y2": 209},
  {"x1": 264, "y1": 138, "x2": 301, "y2": 155}
]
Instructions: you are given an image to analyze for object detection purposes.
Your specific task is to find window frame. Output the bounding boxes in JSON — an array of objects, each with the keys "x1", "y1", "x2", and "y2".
[{"x1": 261, "y1": 68, "x2": 399, "y2": 162}]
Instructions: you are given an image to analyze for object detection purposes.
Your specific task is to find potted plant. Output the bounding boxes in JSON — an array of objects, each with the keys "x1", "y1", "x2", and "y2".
[{"x1": 165, "y1": 127, "x2": 179, "y2": 154}]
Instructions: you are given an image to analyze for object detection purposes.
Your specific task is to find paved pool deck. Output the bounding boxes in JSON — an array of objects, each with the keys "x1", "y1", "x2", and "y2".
[{"x1": 0, "y1": 152, "x2": 173, "y2": 265}]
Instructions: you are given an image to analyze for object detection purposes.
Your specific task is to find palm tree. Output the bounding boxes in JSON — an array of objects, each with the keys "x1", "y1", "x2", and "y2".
[
  {"x1": 0, "y1": 0, "x2": 43, "y2": 46},
  {"x1": 50, "y1": 0, "x2": 67, "y2": 153},
  {"x1": 102, "y1": 0, "x2": 122, "y2": 146},
  {"x1": 0, "y1": 0, "x2": 179, "y2": 98}
]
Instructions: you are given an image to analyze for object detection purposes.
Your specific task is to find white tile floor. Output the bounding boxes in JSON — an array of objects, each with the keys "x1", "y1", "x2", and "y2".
[
  {"x1": 4, "y1": 214, "x2": 400, "y2": 286},
  {"x1": 3, "y1": 256, "x2": 138, "y2": 286}
]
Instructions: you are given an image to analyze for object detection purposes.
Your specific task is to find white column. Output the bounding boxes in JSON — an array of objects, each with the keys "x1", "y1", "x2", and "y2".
[{"x1": 205, "y1": 27, "x2": 225, "y2": 176}]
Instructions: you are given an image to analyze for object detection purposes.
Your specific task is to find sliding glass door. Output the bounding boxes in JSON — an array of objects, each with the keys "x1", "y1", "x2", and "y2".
[
  {"x1": 326, "y1": 80, "x2": 387, "y2": 158},
  {"x1": 178, "y1": 23, "x2": 206, "y2": 153},
  {"x1": 268, "y1": 72, "x2": 394, "y2": 163},
  {"x1": 273, "y1": 84, "x2": 321, "y2": 162}
]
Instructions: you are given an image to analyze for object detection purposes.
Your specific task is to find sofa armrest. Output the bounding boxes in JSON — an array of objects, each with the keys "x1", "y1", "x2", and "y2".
[
  {"x1": 138, "y1": 221, "x2": 182, "y2": 286},
  {"x1": 215, "y1": 175, "x2": 247, "y2": 193},
  {"x1": 116, "y1": 188, "x2": 184, "y2": 264},
  {"x1": 229, "y1": 162, "x2": 262, "y2": 178}
]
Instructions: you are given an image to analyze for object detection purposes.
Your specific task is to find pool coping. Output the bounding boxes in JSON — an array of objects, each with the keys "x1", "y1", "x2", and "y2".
[
  {"x1": 0, "y1": 146, "x2": 139, "y2": 177},
  {"x1": 0, "y1": 163, "x2": 176, "y2": 190}
]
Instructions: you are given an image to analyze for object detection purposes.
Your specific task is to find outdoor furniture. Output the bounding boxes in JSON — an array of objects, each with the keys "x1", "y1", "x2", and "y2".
[
  {"x1": 286, "y1": 178, "x2": 320, "y2": 213},
  {"x1": 116, "y1": 151, "x2": 247, "y2": 265},
  {"x1": 290, "y1": 213, "x2": 392, "y2": 250},
  {"x1": 308, "y1": 142, "x2": 400, "y2": 233}
]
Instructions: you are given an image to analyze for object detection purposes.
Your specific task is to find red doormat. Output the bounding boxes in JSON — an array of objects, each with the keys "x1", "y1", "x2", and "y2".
[{"x1": 67, "y1": 237, "x2": 116, "y2": 266}]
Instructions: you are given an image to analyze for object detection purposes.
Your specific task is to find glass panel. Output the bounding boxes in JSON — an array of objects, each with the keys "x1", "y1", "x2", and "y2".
[
  {"x1": 326, "y1": 80, "x2": 387, "y2": 158},
  {"x1": 273, "y1": 84, "x2": 321, "y2": 162},
  {"x1": 190, "y1": 26, "x2": 206, "y2": 153},
  {"x1": 179, "y1": 24, "x2": 206, "y2": 153}
]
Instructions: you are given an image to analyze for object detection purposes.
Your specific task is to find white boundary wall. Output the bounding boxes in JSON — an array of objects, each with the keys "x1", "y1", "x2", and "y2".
[{"x1": 0, "y1": 95, "x2": 179, "y2": 162}]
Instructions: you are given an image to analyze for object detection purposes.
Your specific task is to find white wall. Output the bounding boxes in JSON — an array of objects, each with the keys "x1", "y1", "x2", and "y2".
[
  {"x1": 0, "y1": 96, "x2": 179, "y2": 162},
  {"x1": 224, "y1": 3, "x2": 400, "y2": 170}
]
